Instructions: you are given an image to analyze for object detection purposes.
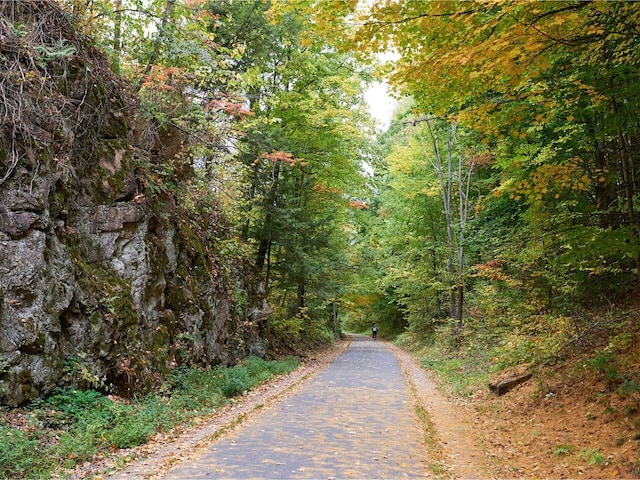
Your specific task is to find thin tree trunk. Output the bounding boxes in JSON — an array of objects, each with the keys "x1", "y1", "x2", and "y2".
[
  {"x1": 455, "y1": 130, "x2": 474, "y2": 332},
  {"x1": 424, "y1": 118, "x2": 457, "y2": 319},
  {"x1": 296, "y1": 278, "x2": 305, "y2": 315},
  {"x1": 136, "y1": 0, "x2": 176, "y2": 92},
  {"x1": 256, "y1": 161, "x2": 281, "y2": 276},
  {"x1": 112, "y1": 0, "x2": 122, "y2": 74},
  {"x1": 612, "y1": 96, "x2": 640, "y2": 281},
  {"x1": 457, "y1": 285, "x2": 464, "y2": 332}
]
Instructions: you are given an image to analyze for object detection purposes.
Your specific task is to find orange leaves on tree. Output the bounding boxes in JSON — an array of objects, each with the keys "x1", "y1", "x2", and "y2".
[
  {"x1": 348, "y1": 1, "x2": 605, "y2": 133},
  {"x1": 312, "y1": 183, "x2": 341, "y2": 195},
  {"x1": 205, "y1": 99, "x2": 254, "y2": 118},
  {"x1": 254, "y1": 151, "x2": 307, "y2": 167},
  {"x1": 141, "y1": 66, "x2": 190, "y2": 93},
  {"x1": 570, "y1": 79, "x2": 607, "y2": 106},
  {"x1": 183, "y1": 0, "x2": 207, "y2": 7},
  {"x1": 510, "y1": 158, "x2": 590, "y2": 202},
  {"x1": 348, "y1": 200, "x2": 369, "y2": 210},
  {"x1": 474, "y1": 259, "x2": 506, "y2": 281}
]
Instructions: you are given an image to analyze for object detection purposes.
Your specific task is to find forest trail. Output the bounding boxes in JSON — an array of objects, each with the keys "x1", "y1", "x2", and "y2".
[{"x1": 108, "y1": 336, "x2": 492, "y2": 479}]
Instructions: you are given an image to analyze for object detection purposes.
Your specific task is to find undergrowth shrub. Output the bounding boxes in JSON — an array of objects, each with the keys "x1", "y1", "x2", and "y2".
[
  {"x1": 399, "y1": 325, "x2": 494, "y2": 397},
  {"x1": 268, "y1": 307, "x2": 335, "y2": 353},
  {"x1": 217, "y1": 365, "x2": 253, "y2": 397},
  {"x1": 585, "y1": 349, "x2": 620, "y2": 382},
  {"x1": 54, "y1": 430, "x2": 97, "y2": 467},
  {"x1": 0, "y1": 424, "x2": 44, "y2": 478}
]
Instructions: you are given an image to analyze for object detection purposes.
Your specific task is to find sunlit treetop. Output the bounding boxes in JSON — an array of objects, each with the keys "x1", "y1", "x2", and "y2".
[{"x1": 274, "y1": 1, "x2": 640, "y2": 133}]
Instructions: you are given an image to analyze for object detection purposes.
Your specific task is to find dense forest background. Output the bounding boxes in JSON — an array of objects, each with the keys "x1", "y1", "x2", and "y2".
[
  {"x1": 2, "y1": 0, "x2": 639, "y2": 395},
  {"x1": 75, "y1": 0, "x2": 376, "y2": 348},
  {"x1": 64, "y1": 0, "x2": 640, "y2": 365}
]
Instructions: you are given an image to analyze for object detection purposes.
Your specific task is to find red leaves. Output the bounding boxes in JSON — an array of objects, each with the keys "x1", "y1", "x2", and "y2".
[
  {"x1": 204, "y1": 99, "x2": 254, "y2": 118},
  {"x1": 348, "y1": 200, "x2": 369, "y2": 210},
  {"x1": 466, "y1": 151, "x2": 494, "y2": 168},
  {"x1": 254, "y1": 151, "x2": 307, "y2": 167},
  {"x1": 141, "y1": 66, "x2": 190, "y2": 92},
  {"x1": 475, "y1": 259, "x2": 506, "y2": 280}
]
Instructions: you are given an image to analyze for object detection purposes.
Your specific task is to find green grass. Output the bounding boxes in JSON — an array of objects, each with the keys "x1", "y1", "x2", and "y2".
[
  {"x1": 553, "y1": 444, "x2": 575, "y2": 456},
  {"x1": 399, "y1": 328, "x2": 494, "y2": 397},
  {"x1": 0, "y1": 355, "x2": 298, "y2": 479},
  {"x1": 578, "y1": 447, "x2": 607, "y2": 466}
]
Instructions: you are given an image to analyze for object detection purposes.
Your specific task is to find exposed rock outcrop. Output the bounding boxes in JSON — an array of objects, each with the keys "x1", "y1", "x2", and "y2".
[{"x1": 0, "y1": 0, "x2": 268, "y2": 406}]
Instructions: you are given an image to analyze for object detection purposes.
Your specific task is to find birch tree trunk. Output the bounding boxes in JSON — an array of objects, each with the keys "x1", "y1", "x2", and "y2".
[
  {"x1": 425, "y1": 118, "x2": 457, "y2": 320},
  {"x1": 424, "y1": 119, "x2": 474, "y2": 335}
]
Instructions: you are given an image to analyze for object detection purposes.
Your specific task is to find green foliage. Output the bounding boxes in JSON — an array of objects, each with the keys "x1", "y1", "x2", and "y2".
[
  {"x1": 47, "y1": 389, "x2": 109, "y2": 422},
  {"x1": 301, "y1": 0, "x2": 640, "y2": 388},
  {"x1": 618, "y1": 378, "x2": 640, "y2": 397},
  {"x1": 269, "y1": 312, "x2": 304, "y2": 343},
  {"x1": 302, "y1": 319, "x2": 336, "y2": 347},
  {"x1": 216, "y1": 366, "x2": 253, "y2": 397},
  {"x1": 34, "y1": 40, "x2": 76, "y2": 62},
  {"x1": 401, "y1": 326, "x2": 494, "y2": 397},
  {"x1": 585, "y1": 349, "x2": 621, "y2": 383},
  {"x1": 62, "y1": 355, "x2": 109, "y2": 391},
  {"x1": 104, "y1": 399, "x2": 167, "y2": 449},
  {"x1": 208, "y1": 0, "x2": 372, "y2": 333},
  {"x1": 0, "y1": 423, "x2": 44, "y2": 479},
  {"x1": 420, "y1": 354, "x2": 491, "y2": 397},
  {"x1": 553, "y1": 444, "x2": 576, "y2": 456},
  {"x1": 578, "y1": 447, "x2": 607, "y2": 466},
  {"x1": 268, "y1": 308, "x2": 336, "y2": 353}
]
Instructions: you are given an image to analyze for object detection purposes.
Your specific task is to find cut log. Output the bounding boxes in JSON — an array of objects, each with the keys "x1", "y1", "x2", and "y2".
[{"x1": 488, "y1": 367, "x2": 532, "y2": 396}]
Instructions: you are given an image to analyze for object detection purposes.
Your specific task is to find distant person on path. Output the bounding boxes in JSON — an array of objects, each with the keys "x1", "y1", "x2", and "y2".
[{"x1": 372, "y1": 324, "x2": 378, "y2": 340}]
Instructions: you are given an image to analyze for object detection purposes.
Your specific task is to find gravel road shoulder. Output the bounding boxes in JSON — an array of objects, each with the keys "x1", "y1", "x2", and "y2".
[{"x1": 388, "y1": 343, "x2": 496, "y2": 479}]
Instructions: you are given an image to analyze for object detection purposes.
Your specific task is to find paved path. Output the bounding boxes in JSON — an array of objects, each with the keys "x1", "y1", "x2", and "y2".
[{"x1": 163, "y1": 336, "x2": 430, "y2": 479}]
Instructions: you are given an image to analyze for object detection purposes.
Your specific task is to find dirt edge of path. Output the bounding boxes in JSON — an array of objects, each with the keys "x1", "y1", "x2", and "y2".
[
  {"x1": 92, "y1": 339, "x2": 351, "y2": 480},
  {"x1": 388, "y1": 342, "x2": 497, "y2": 479}
]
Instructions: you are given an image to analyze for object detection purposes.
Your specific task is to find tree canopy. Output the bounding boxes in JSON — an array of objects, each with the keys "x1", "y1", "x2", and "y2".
[{"x1": 58, "y1": 0, "x2": 640, "y2": 361}]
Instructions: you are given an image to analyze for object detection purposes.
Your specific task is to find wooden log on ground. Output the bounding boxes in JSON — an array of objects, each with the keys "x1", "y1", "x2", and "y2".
[{"x1": 488, "y1": 366, "x2": 532, "y2": 396}]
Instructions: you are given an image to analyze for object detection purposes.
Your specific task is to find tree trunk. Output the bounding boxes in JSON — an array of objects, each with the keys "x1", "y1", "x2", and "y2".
[
  {"x1": 256, "y1": 236, "x2": 270, "y2": 270},
  {"x1": 256, "y1": 162, "x2": 281, "y2": 277},
  {"x1": 112, "y1": 0, "x2": 122, "y2": 74},
  {"x1": 612, "y1": 96, "x2": 640, "y2": 282},
  {"x1": 296, "y1": 278, "x2": 305, "y2": 315},
  {"x1": 456, "y1": 283, "x2": 464, "y2": 332},
  {"x1": 136, "y1": 0, "x2": 176, "y2": 92},
  {"x1": 620, "y1": 132, "x2": 640, "y2": 282},
  {"x1": 424, "y1": 118, "x2": 457, "y2": 319}
]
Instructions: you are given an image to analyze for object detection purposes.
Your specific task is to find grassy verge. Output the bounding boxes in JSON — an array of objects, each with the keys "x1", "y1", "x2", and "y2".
[
  {"x1": 395, "y1": 328, "x2": 494, "y2": 398},
  {"x1": 0, "y1": 356, "x2": 298, "y2": 479}
]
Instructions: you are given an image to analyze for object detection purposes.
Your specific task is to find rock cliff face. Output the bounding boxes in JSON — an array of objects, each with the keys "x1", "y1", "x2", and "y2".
[{"x1": 0, "y1": 1, "x2": 268, "y2": 406}]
